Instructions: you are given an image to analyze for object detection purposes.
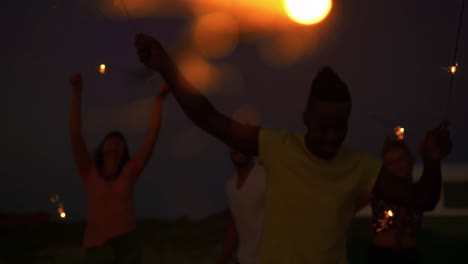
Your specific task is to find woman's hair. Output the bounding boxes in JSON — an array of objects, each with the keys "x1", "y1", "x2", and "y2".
[
  {"x1": 381, "y1": 135, "x2": 414, "y2": 163},
  {"x1": 94, "y1": 131, "x2": 130, "y2": 175}
]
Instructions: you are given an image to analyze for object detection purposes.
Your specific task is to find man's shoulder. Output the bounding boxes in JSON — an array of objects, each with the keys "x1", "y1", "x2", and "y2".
[
  {"x1": 339, "y1": 144, "x2": 374, "y2": 160},
  {"x1": 260, "y1": 127, "x2": 292, "y2": 137},
  {"x1": 260, "y1": 127, "x2": 304, "y2": 145}
]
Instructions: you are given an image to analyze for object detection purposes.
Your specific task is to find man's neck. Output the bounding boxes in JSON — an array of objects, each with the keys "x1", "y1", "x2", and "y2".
[{"x1": 304, "y1": 135, "x2": 337, "y2": 161}]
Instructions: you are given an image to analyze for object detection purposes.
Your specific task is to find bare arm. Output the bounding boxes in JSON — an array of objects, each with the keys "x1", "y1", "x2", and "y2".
[
  {"x1": 135, "y1": 34, "x2": 260, "y2": 155},
  {"x1": 69, "y1": 73, "x2": 93, "y2": 178},
  {"x1": 372, "y1": 122, "x2": 451, "y2": 211},
  {"x1": 216, "y1": 214, "x2": 238, "y2": 264},
  {"x1": 129, "y1": 83, "x2": 169, "y2": 177}
]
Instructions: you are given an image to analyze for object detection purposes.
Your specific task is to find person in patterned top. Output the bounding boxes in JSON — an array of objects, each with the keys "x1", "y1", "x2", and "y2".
[{"x1": 367, "y1": 136, "x2": 424, "y2": 264}]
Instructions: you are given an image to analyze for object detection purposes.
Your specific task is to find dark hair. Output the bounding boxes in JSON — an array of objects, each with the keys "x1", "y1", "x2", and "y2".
[
  {"x1": 381, "y1": 135, "x2": 413, "y2": 162},
  {"x1": 94, "y1": 131, "x2": 130, "y2": 176},
  {"x1": 307, "y1": 66, "x2": 351, "y2": 108}
]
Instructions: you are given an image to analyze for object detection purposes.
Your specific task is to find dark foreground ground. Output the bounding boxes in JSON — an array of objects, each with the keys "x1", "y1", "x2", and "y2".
[{"x1": 1, "y1": 211, "x2": 467, "y2": 263}]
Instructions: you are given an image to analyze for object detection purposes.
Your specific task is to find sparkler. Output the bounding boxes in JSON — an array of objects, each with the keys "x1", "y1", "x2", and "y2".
[
  {"x1": 99, "y1": 64, "x2": 106, "y2": 74},
  {"x1": 387, "y1": 209, "x2": 394, "y2": 217},
  {"x1": 96, "y1": 1, "x2": 137, "y2": 76},
  {"x1": 49, "y1": 194, "x2": 67, "y2": 220},
  {"x1": 444, "y1": 0, "x2": 466, "y2": 117},
  {"x1": 376, "y1": 209, "x2": 395, "y2": 232},
  {"x1": 121, "y1": 0, "x2": 137, "y2": 36},
  {"x1": 394, "y1": 126, "x2": 405, "y2": 140}
]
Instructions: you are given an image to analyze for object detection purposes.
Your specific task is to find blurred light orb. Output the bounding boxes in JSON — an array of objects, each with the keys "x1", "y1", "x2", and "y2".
[
  {"x1": 284, "y1": 0, "x2": 332, "y2": 25},
  {"x1": 99, "y1": 64, "x2": 106, "y2": 74},
  {"x1": 450, "y1": 63, "x2": 458, "y2": 74},
  {"x1": 193, "y1": 12, "x2": 239, "y2": 58},
  {"x1": 177, "y1": 50, "x2": 219, "y2": 94}
]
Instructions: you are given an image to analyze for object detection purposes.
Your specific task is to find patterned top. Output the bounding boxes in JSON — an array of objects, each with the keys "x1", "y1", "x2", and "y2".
[{"x1": 371, "y1": 198, "x2": 423, "y2": 235}]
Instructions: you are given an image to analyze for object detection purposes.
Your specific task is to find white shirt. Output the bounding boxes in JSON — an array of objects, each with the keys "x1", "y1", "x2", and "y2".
[{"x1": 226, "y1": 165, "x2": 265, "y2": 264}]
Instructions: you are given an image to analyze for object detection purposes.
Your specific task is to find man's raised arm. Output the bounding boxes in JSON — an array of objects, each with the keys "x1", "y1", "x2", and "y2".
[{"x1": 135, "y1": 33, "x2": 259, "y2": 155}]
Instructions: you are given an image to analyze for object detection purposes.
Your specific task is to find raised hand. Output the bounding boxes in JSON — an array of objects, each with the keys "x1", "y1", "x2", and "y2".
[
  {"x1": 420, "y1": 121, "x2": 452, "y2": 161},
  {"x1": 134, "y1": 33, "x2": 169, "y2": 71},
  {"x1": 133, "y1": 33, "x2": 260, "y2": 156}
]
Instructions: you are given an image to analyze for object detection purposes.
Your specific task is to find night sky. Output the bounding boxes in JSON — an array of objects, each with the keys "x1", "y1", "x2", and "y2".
[{"x1": 3, "y1": 0, "x2": 467, "y2": 221}]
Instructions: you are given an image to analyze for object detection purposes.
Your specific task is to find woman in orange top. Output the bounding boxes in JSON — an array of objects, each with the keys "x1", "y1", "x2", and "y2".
[{"x1": 69, "y1": 73, "x2": 169, "y2": 263}]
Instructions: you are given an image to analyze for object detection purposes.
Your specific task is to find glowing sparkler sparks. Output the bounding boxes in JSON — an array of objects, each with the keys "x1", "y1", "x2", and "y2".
[
  {"x1": 50, "y1": 194, "x2": 67, "y2": 220},
  {"x1": 58, "y1": 207, "x2": 66, "y2": 219},
  {"x1": 450, "y1": 63, "x2": 458, "y2": 74},
  {"x1": 376, "y1": 209, "x2": 395, "y2": 232},
  {"x1": 387, "y1": 210, "x2": 394, "y2": 217},
  {"x1": 99, "y1": 64, "x2": 106, "y2": 74},
  {"x1": 394, "y1": 126, "x2": 405, "y2": 140},
  {"x1": 442, "y1": 63, "x2": 459, "y2": 74}
]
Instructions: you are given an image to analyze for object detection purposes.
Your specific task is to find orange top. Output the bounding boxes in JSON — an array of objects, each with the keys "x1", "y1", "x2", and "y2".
[{"x1": 82, "y1": 161, "x2": 138, "y2": 248}]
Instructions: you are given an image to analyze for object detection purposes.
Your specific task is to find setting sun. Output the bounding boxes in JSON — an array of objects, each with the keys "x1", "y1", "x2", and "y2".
[{"x1": 284, "y1": 0, "x2": 332, "y2": 25}]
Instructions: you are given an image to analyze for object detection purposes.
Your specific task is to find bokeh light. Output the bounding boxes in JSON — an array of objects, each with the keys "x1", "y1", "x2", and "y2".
[
  {"x1": 192, "y1": 12, "x2": 240, "y2": 58},
  {"x1": 259, "y1": 27, "x2": 320, "y2": 67},
  {"x1": 187, "y1": 0, "x2": 294, "y2": 33},
  {"x1": 99, "y1": 64, "x2": 106, "y2": 74},
  {"x1": 450, "y1": 64, "x2": 458, "y2": 74},
  {"x1": 176, "y1": 50, "x2": 219, "y2": 94},
  {"x1": 97, "y1": 0, "x2": 177, "y2": 18},
  {"x1": 94, "y1": 0, "x2": 334, "y2": 70},
  {"x1": 284, "y1": 0, "x2": 332, "y2": 25},
  {"x1": 394, "y1": 125, "x2": 405, "y2": 140}
]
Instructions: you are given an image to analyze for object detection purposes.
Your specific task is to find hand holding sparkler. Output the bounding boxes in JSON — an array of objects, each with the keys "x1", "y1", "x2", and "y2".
[
  {"x1": 420, "y1": 121, "x2": 452, "y2": 161},
  {"x1": 135, "y1": 34, "x2": 171, "y2": 72}
]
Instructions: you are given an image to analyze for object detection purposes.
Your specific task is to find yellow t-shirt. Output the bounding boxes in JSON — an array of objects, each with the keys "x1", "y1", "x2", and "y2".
[{"x1": 259, "y1": 128, "x2": 382, "y2": 264}]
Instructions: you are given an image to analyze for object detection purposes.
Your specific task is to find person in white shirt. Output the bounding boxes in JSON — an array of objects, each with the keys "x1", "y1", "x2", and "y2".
[{"x1": 216, "y1": 149, "x2": 265, "y2": 264}]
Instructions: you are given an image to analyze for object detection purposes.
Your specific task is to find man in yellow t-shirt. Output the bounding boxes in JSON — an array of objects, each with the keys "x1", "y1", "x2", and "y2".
[
  {"x1": 135, "y1": 34, "x2": 453, "y2": 263},
  {"x1": 258, "y1": 128, "x2": 381, "y2": 263}
]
